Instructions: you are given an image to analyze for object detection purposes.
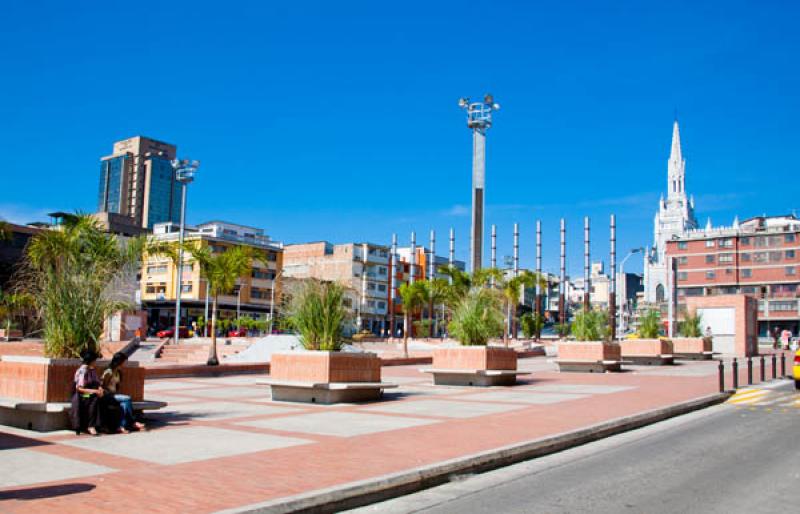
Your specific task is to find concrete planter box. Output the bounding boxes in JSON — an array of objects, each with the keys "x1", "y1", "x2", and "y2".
[
  {"x1": 265, "y1": 351, "x2": 394, "y2": 403},
  {"x1": 0, "y1": 329, "x2": 23, "y2": 341},
  {"x1": 0, "y1": 355, "x2": 146, "y2": 431},
  {"x1": 620, "y1": 339, "x2": 674, "y2": 365},
  {"x1": 672, "y1": 337, "x2": 713, "y2": 359},
  {"x1": 556, "y1": 342, "x2": 622, "y2": 372},
  {"x1": 425, "y1": 346, "x2": 525, "y2": 386}
]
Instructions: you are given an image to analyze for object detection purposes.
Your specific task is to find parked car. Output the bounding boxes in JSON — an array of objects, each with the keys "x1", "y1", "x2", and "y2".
[
  {"x1": 227, "y1": 328, "x2": 247, "y2": 338},
  {"x1": 157, "y1": 327, "x2": 190, "y2": 339}
]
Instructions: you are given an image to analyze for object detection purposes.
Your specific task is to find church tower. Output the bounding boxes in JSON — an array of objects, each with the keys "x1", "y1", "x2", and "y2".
[{"x1": 644, "y1": 120, "x2": 698, "y2": 303}]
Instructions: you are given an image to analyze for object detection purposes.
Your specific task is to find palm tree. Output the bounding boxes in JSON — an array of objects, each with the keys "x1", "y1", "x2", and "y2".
[
  {"x1": 0, "y1": 291, "x2": 34, "y2": 339},
  {"x1": 427, "y1": 278, "x2": 450, "y2": 337},
  {"x1": 21, "y1": 214, "x2": 143, "y2": 357},
  {"x1": 183, "y1": 244, "x2": 255, "y2": 365},
  {"x1": 398, "y1": 280, "x2": 429, "y2": 358},
  {"x1": 481, "y1": 268, "x2": 540, "y2": 347}
]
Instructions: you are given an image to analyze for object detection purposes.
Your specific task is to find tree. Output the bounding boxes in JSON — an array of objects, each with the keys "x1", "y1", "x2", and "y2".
[
  {"x1": 448, "y1": 287, "x2": 504, "y2": 346},
  {"x1": 184, "y1": 244, "x2": 255, "y2": 365},
  {"x1": 571, "y1": 309, "x2": 609, "y2": 341},
  {"x1": 480, "y1": 268, "x2": 540, "y2": 347},
  {"x1": 0, "y1": 291, "x2": 33, "y2": 338},
  {"x1": 520, "y1": 312, "x2": 544, "y2": 340},
  {"x1": 20, "y1": 214, "x2": 143, "y2": 357},
  {"x1": 427, "y1": 277, "x2": 450, "y2": 337},
  {"x1": 286, "y1": 279, "x2": 348, "y2": 350},
  {"x1": 398, "y1": 280, "x2": 429, "y2": 357},
  {"x1": 638, "y1": 309, "x2": 662, "y2": 339}
]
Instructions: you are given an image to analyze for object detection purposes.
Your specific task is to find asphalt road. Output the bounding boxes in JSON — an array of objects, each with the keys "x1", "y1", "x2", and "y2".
[{"x1": 348, "y1": 381, "x2": 800, "y2": 514}]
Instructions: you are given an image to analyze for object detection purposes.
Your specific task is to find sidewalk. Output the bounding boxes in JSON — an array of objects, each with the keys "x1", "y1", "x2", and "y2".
[{"x1": 1, "y1": 357, "x2": 732, "y2": 513}]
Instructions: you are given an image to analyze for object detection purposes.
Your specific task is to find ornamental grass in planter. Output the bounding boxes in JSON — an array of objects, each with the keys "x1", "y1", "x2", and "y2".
[
  {"x1": 621, "y1": 309, "x2": 673, "y2": 364},
  {"x1": 557, "y1": 310, "x2": 621, "y2": 371},
  {"x1": 673, "y1": 309, "x2": 713, "y2": 357}
]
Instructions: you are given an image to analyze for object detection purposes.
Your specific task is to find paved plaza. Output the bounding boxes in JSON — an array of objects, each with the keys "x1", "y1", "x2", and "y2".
[{"x1": 0, "y1": 357, "x2": 737, "y2": 513}]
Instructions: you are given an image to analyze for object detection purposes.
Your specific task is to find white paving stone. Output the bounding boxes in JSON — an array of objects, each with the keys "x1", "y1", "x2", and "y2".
[
  {"x1": 61, "y1": 426, "x2": 311, "y2": 465},
  {"x1": 171, "y1": 386, "x2": 270, "y2": 400},
  {"x1": 362, "y1": 399, "x2": 524, "y2": 418},
  {"x1": 149, "y1": 400, "x2": 301, "y2": 421},
  {"x1": 1, "y1": 448, "x2": 114, "y2": 488},
  {"x1": 238, "y1": 411, "x2": 438, "y2": 437},
  {"x1": 521, "y1": 384, "x2": 636, "y2": 395}
]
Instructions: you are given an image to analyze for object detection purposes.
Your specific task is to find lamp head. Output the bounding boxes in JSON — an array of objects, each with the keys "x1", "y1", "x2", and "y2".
[{"x1": 458, "y1": 97, "x2": 469, "y2": 108}]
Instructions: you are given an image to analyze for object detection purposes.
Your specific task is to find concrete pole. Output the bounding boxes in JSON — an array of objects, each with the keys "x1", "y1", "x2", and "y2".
[
  {"x1": 609, "y1": 215, "x2": 617, "y2": 341},
  {"x1": 584, "y1": 216, "x2": 591, "y2": 313},
  {"x1": 471, "y1": 128, "x2": 486, "y2": 273},
  {"x1": 535, "y1": 220, "x2": 542, "y2": 317},
  {"x1": 490, "y1": 224, "x2": 497, "y2": 286},
  {"x1": 667, "y1": 256, "x2": 677, "y2": 338},
  {"x1": 410, "y1": 232, "x2": 416, "y2": 284},
  {"x1": 559, "y1": 218, "x2": 566, "y2": 325},
  {"x1": 390, "y1": 233, "x2": 398, "y2": 338},
  {"x1": 513, "y1": 222, "x2": 519, "y2": 277},
  {"x1": 449, "y1": 228, "x2": 455, "y2": 277},
  {"x1": 358, "y1": 243, "x2": 368, "y2": 332},
  {"x1": 429, "y1": 230, "x2": 436, "y2": 281}
]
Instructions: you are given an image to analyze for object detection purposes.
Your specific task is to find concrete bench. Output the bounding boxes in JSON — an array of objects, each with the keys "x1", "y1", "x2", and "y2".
[
  {"x1": 623, "y1": 354, "x2": 675, "y2": 366},
  {"x1": 556, "y1": 359, "x2": 625, "y2": 373},
  {"x1": 256, "y1": 379, "x2": 397, "y2": 404},
  {"x1": 420, "y1": 368, "x2": 531, "y2": 386},
  {"x1": 674, "y1": 351, "x2": 715, "y2": 361},
  {"x1": 0, "y1": 397, "x2": 167, "y2": 432}
]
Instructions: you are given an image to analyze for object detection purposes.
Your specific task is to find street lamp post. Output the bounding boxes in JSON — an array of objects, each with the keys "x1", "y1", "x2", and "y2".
[
  {"x1": 459, "y1": 94, "x2": 499, "y2": 273},
  {"x1": 170, "y1": 158, "x2": 199, "y2": 345},
  {"x1": 619, "y1": 247, "x2": 644, "y2": 335},
  {"x1": 268, "y1": 269, "x2": 283, "y2": 335}
]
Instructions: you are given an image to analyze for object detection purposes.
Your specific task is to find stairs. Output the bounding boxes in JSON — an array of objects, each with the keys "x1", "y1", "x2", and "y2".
[{"x1": 156, "y1": 342, "x2": 252, "y2": 364}]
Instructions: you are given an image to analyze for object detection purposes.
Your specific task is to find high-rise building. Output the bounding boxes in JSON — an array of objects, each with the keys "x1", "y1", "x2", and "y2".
[
  {"x1": 97, "y1": 136, "x2": 180, "y2": 229},
  {"x1": 644, "y1": 121, "x2": 698, "y2": 303}
]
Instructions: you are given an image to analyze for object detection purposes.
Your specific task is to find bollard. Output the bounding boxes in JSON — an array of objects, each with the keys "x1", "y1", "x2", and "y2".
[
  {"x1": 781, "y1": 353, "x2": 786, "y2": 377},
  {"x1": 718, "y1": 360, "x2": 725, "y2": 392},
  {"x1": 732, "y1": 358, "x2": 739, "y2": 389},
  {"x1": 747, "y1": 357, "x2": 753, "y2": 385},
  {"x1": 760, "y1": 355, "x2": 765, "y2": 382},
  {"x1": 771, "y1": 354, "x2": 777, "y2": 380}
]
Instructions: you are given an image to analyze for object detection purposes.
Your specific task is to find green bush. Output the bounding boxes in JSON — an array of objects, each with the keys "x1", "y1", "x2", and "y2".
[
  {"x1": 679, "y1": 309, "x2": 703, "y2": 337},
  {"x1": 571, "y1": 310, "x2": 609, "y2": 341},
  {"x1": 286, "y1": 279, "x2": 348, "y2": 351},
  {"x1": 555, "y1": 322, "x2": 571, "y2": 338},
  {"x1": 413, "y1": 319, "x2": 433, "y2": 338},
  {"x1": 447, "y1": 287, "x2": 504, "y2": 346},
  {"x1": 638, "y1": 309, "x2": 662, "y2": 339},
  {"x1": 520, "y1": 312, "x2": 544, "y2": 339}
]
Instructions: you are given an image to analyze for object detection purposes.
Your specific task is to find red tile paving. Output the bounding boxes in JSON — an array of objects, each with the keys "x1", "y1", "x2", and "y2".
[{"x1": 0, "y1": 357, "x2": 730, "y2": 513}]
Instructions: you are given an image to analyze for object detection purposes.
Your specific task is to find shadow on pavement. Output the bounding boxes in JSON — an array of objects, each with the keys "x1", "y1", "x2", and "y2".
[{"x1": 0, "y1": 483, "x2": 95, "y2": 501}]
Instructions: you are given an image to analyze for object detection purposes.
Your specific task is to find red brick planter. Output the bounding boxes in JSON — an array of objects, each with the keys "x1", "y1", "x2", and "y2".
[
  {"x1": 270, "y1": 351, "x2": 381, "y2": 383},
  {"x1": 0, "y1": 329, "x2": 23, "y2": 340},
  {"x1": 431, "y1": 346, "x2": 517, "y2": 371},
  {"x1": 556, "y1": 342, "x2": 622, "y2": 372},
  {"x1": 0, "y1": 356, "x2": 145, "y2": 402},
  {"x1": 672, "y1": 337, "x2": 713, "y2": 359},
  {"x1": 620, "y1": 339, "x2": 674, "y2": 365}
]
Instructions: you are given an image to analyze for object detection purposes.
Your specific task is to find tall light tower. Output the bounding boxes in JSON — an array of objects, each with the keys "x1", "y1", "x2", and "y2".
[
  {"x1": 459, "y1": 94, "x2": 499, "y2": 273},
  {"x1": 170, "y1": 158, "x2": 199, "y2": 347}
]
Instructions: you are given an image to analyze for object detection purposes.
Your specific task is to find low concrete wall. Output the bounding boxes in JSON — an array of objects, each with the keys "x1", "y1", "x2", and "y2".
[{"x1": 270, "y1": 352, "x2": 382, "y2": 383}]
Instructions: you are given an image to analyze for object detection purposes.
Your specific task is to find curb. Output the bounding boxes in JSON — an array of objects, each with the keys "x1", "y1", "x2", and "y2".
[{"x1": 218, "y1": 391, "x2": 731, "y2": 514}]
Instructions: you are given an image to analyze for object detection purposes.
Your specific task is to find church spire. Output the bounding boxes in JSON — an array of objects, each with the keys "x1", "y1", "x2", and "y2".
[
  {"x1": 667, "y1": 119, "x2": 686, "y2": 199},
  {"x1": 670, "y1": 120, "x2": 682, "y2": 163}
]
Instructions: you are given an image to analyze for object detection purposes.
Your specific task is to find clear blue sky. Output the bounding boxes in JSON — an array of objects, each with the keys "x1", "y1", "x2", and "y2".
[{"x1": 1, "y1": 1, "x2": 798, "y2": 276}]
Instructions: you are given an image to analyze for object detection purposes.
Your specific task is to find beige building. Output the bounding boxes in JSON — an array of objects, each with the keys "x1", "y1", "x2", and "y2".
[
  {"x1": 282, "y1": 242, "x2": 391, "y2": 335},
  {"x1": 141, "y1": 220, "x2": 283, "y2": 334}
]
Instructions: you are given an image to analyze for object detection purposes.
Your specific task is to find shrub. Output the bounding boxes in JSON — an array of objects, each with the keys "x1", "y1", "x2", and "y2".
[
  {"x1": 413, "y1": 319, "x2": 433, "y2": 338},
  {"x1": 679, "y1": 309, "x2": 703, "y2": 337},
  {"x1": 555, "y1": 322, "x2": 571, "y2": 338},
  {"x1": 571, "y1": 310, "x2": 609, "y2": 341},
  {"x1": 520, "y1": 312, "x2": 544, "y2": 339},
  {"x1": 286, "y1": 279, "x2": 348, "y2": 351},
  {"x1": 448, "y1": 287, "x2": 504, "y2": 346},
  {"x1": 638, "y1": 309, "x2": 662, "y2": 339}
]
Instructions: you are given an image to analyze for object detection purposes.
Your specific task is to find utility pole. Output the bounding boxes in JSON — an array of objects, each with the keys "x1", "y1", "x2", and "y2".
[
  {"x1": 609, "y1": 215, "x2": 617, "y2": 341},
  {"x1": 459, "y1": 94, "x2": 499, "y2": 273}
]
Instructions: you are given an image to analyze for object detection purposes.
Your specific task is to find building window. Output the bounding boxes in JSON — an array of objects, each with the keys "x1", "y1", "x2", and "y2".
[
  {"x1": 147, "y1": 265, "x2": 168, "y2": 274},
  {"x1": 252, "y1": 269, "x2": 276, "y2": 280},
  {"x1": 705, "y1": 271, "x2": 716, "y2": 279},
  {"x1": 725, "y1": 268, "x2": 733, "y2": 275},
  {"x1": 741, "y1": 253, "x2": 751, "y2": 262},
  {"x1": 753, "y1": 252, "x2": 769, "y2": 263},
  {"x1": 367, "y1": 282, "x2": 376, "y2": 290},
  {"x1": 343, "y1": 298, "x2": 353, "y2": 308},
  {"x1": 705, "y1": 255, "x2": 715, "y2": 264},
  {"x1": 377, "y1": 301, "x2": 386, "y2": 309},
  {"x1": 678, "y1": 256, "x2": 688, "y2": 265},
  {"x1": 705, "y1": 240, "x2": 715, "y2": 248},
  {"x1": 378, "y1": 284, "x2": 387, "y2": 292},
  {"x1": 787, "y1": 250, "x2": 796, "y2": 259},
  {"x1": 770, "y1": 300, "x2": 797, "y2": 311},
  {"x1": 378, "y1": 266, "x2": 387, "y2": 275},
  {"x1": 786, "y1": 266, "x2": 796, "y2": 276},
  {"x1": 719, "y1": 253, "x2": 733, "y2": 263},
  {"x1": 145, "y1": 282, "x2": 167, "y2": 294},
  {"x1": 678, "y1": 241, "x2": 688, "y2": 250},
  {"x1": 677, "y1": 272, "x2": 688, "y2": 281},
  {"x1": 742, "y1": 269, "x2": 752, "y2": 278},
  {"x1": 720, "y1": 238, "x2": 734, "y2": 248},
  {"x1": 265, "y1": 252, "x2": 278, "y2": 262},
  {"x1": 785, "y1": 234, "x2": 796, "y2": 243},
  {"x1": 180, "y1": 284, "x2": 192, "y2": 293},
  {"x1": 251, "y1": 288, "x2": 272, "y2": 299},
  {"x1": 740, "y1": 237, "x2": 751, "y2": 245}
]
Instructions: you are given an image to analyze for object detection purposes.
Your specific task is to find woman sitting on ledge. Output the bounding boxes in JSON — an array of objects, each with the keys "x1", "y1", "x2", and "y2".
[
  {"x1": 70, "y1": 350, "x2": 104, "y2": 436},
  {"x1": 102, "y1": 352, "x2": 146, "y2": 433}
]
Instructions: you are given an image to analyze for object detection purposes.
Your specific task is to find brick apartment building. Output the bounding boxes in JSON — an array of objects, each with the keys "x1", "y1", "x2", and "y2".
[{"x1": 666, "y1": 214, "x2": 800, "y2": 338}]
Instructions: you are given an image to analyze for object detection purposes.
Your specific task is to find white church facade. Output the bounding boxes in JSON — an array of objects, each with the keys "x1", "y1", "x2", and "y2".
[{"x1": 643, "y1": 121, "x2": 698, "y2": 303}]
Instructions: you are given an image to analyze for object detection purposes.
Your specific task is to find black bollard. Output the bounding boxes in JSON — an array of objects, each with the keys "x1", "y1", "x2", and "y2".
[
  {"x1": 781, "y1": 353, "x2": 786, "y2": 377},
  {"x1": 718, "y1": 360, "x2": 725, "y2": 392},
  {"x1": 760, "y1": 355, "x2": 765, "y2": 382},
  {"x1": 772, "y1": 354, "x2": 777, "y2": 380},
  {"x1": 747, "y1": 357, "x2": 753, "y2": 385},
  {"x1": 732, "y1": 358, "x2": 739, "y2": 389}
]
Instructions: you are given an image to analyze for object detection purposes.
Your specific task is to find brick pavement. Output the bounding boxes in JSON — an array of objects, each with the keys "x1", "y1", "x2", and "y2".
[{"x1": 0, "y1": 356, "x2": 727, "y2": 513}]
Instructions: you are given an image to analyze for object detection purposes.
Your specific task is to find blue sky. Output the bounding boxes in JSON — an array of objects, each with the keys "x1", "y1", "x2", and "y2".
[{"x1": 1, "y1": 1, "x2": 798, "y2": 276}]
